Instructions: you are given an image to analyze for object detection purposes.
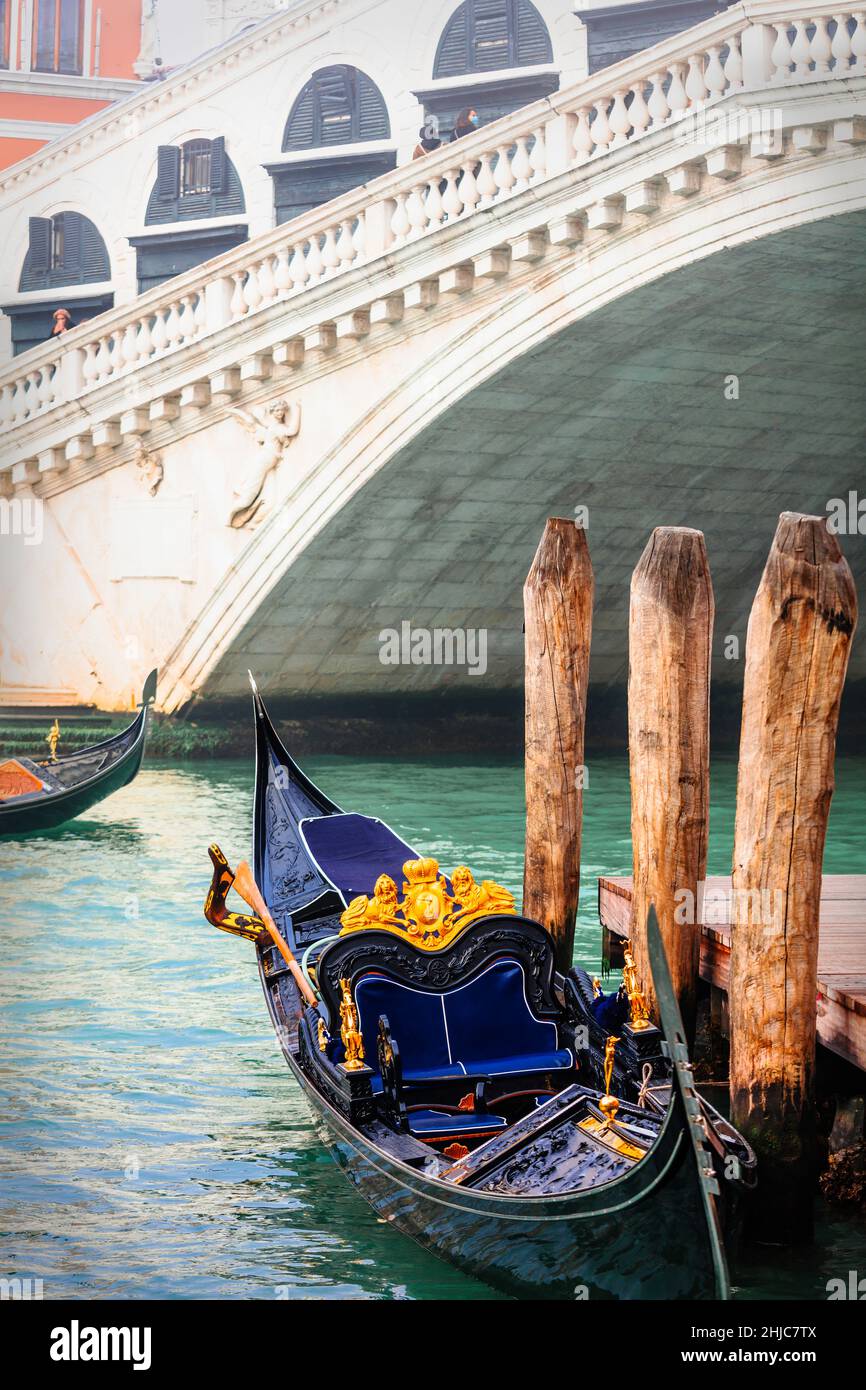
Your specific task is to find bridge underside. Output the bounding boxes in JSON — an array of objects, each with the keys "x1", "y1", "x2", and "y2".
[{"x1": 203, "y1": 211, "x2": 866, "y2": 706}]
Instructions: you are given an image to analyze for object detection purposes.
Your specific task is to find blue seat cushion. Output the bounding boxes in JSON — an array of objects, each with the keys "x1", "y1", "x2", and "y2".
[
  {"x1": 407, "y1": 1109, "x2": 508, "y2": 1139},
  {"x1": 355, "y1": 958, "x2": 572, "y2": 1083},
  {"x1": 301, "y1": 813, "x2": 418, "y2": 899}
]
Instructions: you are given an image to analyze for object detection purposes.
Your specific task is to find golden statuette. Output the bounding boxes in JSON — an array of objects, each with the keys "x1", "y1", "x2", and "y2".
[
  {"x1": 339, "y1": 857, "x2": 516, "y2": 951},
  {"x1": 599, "y1": 1035, "x2": 621, "y2": 1125},
  {"x1": 338, "y1": 978, "x2": 365, "y2": 1071},
  {"x1": 317, "y1": 1018, "x2": 330, "y2": 1054},
  {"x1": 45, "y1": 719, "x2": 60, "y2": 763},
  {"x1": 622, "y1": 941, "x2": 652, "y2": 1031}
]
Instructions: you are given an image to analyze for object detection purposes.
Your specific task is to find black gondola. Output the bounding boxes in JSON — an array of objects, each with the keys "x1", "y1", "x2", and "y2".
[
  {"x1": 0, "y1": 670, "x2": 157, "y2": 837},
  {"x1": 205, "y1": 677, "x2": 747, "y2": 1300}
]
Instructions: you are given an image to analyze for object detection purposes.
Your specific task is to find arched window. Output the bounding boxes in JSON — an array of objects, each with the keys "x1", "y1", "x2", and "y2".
[
  {"x1": 282, "y1": 65, "x2": 390, "y2": 151},
  {"x1": 19, "y1": 211, "x2": 109, "y2": 291},
  {"x1": 33, "y1": 0, "x2": 84, "y2": 75},
  {"x1": 434, "y1": 0, "x2": 552, "y2": 78},
  {"x1": 144, "y1": 137, "x2": 246, "y2": 225}
]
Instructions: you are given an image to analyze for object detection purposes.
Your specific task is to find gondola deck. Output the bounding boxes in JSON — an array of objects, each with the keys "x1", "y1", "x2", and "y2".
[{"x1": 201, "y1": 676, "x2": 749, "y2": 1300}]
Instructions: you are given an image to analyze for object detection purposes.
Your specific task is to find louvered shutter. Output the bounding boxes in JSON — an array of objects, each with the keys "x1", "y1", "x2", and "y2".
[
  {"x1": 516, "y1": 0, "x2": 553, "y2": 65},
  {"x1": 157, "y1": 145, "x2": 180, "y2": 201},
  {"x1": 209, "y1": 136, "x2": 227, "y2": 194},
  {"x1": 80, "y1": 217, "x2": 110, "y2": 281},
  {"x1": 317, "y1": 66, "x2": 354, "y2": 146},
  {"x1": 61, "y1": 211, "x2": 82, "y2": 274},
  {"x1": 472, "y1": 0, "x2": 511, "y2": 72},
  {"x1": 284, "y1": 82, "x2": 316, "y2": 150},
  {"x1": 357, "y1": 71, "x2": 390, "y2": 141},
  {"x1": 434, "y1": 3, "x2": 470, "y2": 78},
  {"x1": 28, "y1": 217, "x2": 51, "y2": 273}
]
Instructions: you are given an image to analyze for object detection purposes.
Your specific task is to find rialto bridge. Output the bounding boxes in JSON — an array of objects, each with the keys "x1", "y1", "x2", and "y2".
[{"x1": 1, "y1": 0, "x2": 865, "y2": 713}]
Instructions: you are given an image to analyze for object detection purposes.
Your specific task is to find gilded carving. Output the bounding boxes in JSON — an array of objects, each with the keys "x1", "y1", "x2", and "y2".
[{"x1": 339, "y1": 857, "x2": 516, "y2": 951}]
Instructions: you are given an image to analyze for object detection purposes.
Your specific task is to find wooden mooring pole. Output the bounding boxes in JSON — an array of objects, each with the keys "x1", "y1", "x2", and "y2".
[
  {"x1": 628, "y1": 528, "x2": 714, "y2": 1047},
  {"x1": 523, "y1": 519, "x2": 594, "y2": 973},
  {"x1": 729, "y1": 513, "x2": 857, "y2": 1242}
]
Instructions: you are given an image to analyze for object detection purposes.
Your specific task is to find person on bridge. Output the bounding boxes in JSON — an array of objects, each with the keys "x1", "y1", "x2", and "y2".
[
  {"x1": 414, "y1": 119, "x2": 442, "y2": 159},
  {"x1": 49, "y1": 308, "x2": 75, "y2": 339},
  {"x1": 451, "y1": 107, "x2": 480, "y2": 142}
]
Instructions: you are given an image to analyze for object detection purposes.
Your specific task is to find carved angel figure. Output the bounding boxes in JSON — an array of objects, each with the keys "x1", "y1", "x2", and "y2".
[
  {"x1": 450, "y1": 865, "x2": 516, "y2": 926},
  {"x1": 340, "y1": 873, "x2": 403, "y2": 935},
  {"x1": 133, "y1": 439, "x2": 164, "y2": 497},
  {"x1": 228, "y1": 399, "x2": 301, "y2": 530}
]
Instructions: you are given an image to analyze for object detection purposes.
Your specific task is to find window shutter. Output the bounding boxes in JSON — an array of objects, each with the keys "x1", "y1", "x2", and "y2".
[
  {"x1": 516, "y1": 0, "x2": 553, "y2": 65},
  {"x1": 284, "y1": 82, "x2": 316, "y2": 150},
  {"x1": 316, "y1": 66, "x2": 354, "y2": 146},
  {"x1": 209, "y1": 136, "x2": 227, "y2": 194},
  {"x1": 62, "y1": 211, "x2": 82, "y2": 274},
  {"x1": 80, "y1": 217, "x2": 110, "y2": 281},
  {"x1": 157, "y1": 145, "x2": 180, "y2": 201},
  {"x1": 28, "y1": 217, "x2": 51, "y2": 272},
  {"x1": 434, "y1": 4, "x2": 470, "y2": 78},
  {"x1": 473, "y1": 0, "x2": 511, "y2": 72},
  {"x1": 357, "y1": 72, "x2": 390, "y2": 141}
]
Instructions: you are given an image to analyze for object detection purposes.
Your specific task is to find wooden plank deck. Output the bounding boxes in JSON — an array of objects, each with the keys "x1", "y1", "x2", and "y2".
[{"x1": 597, "y1": 875, "x2": 866, "y2": 1073}]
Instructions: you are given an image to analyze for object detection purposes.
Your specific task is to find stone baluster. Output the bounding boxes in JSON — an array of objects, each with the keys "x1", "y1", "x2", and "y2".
[
  {"x1": 476, "y1": 153, "x2": 498, "y2": 206},
  {"x1": 165, "y1": 302, "x2": 183, "y2": 351},
  {"x1": 647, "y1": 72, "x2": 670, "y2": 126},
  {"x1": 406, "y1": 184, "x2": 428, "y2": 237},
  {"x1": 305, "y1": 234, "x2": 325, "y2": 283},
  {"x1": 685, "y1": 53, "x2": 710, "y2": 105},
  {"x1": 424, "y1": 177, "x2": 445, "y2": 229},
  {"x1": 122, "y1": 321, "x2": 139, "y2": 369},
  {"x1": 136, "y1": 316, "x2": 153, "y2": 364},
  {"x1": 511, "y1": 136, "x2": 533, "y2": 190},
  {"x1": 831, "y1": 13, "x2": 854, "y2": 68},
  {"x1": 573, "y1": 106, "x2": 594, "y2": 160},
  {"x1": 289, "y1": 242, "x2": 308, "y2": 293},
  {"x1": 609, "y1": 90, "x2": 632, "y2": 145},
  {"x1": 390, "y1": 191, "x2": 411, "y2": 244},
  {"x1": 627, "y1": 83, "x2": 651, "y2": 137},
  {"x1": 321, "y1": 227, "x2": 340, "y2": 275},
  {"x1": 109, "y1": 332, "x2": 124, "y2": 377},
  {"x1": 530, "y1": 124, "x2": 547, "y2": 181},
  {"x1": 0, "y1": 384, "x2": 13, "y2": 430},
  {"x1": 274, "y1": 245, "x2": 293, "y2": 295},
  {"x1": 243, "y1": 264, "x2": 263, "y2": 314},
  {"x1": 667, "y1": 62, "x2": 689, "y2": 116},
  {"x1": 458, "y1": 161, "x2": 480, "y2": 215},
  {"x1": 811, "y1": 15, "x2": 833, "y2": 71},
  {"x1": 179, "y1": 295, "x2": 197, "y2": 342},
  {"x1": 791, "y1": 19, "x2": 813, "y2": 74},
  {"x1": 230, "y1": 271, "x2": 247, "y2": 320},
  {"x1": 724, "y1": 31, "x2": 744, "y2": 88},
  {"x1": 705, "y1": 44, "x2": 727, "y2": 98},
  {"x1": 589, "y1": 97, "x2": 614, "y2": 153},
  {"x1": 442, "y1": 168, "x2": 463, "y2": 220},
  {"x1": 193, "y1": 293, "x2": 207, "y2": 335},
  {"x1": 336, "y1": 219, "x2": 355, "y2": 270},
  {"x1": 352, "y1": 212, "x2": 366, "y2": 261},
  {"x1": 95, "y1": 335, "x2": 113, "y2": 380},
  {"x1": 26, "y1": 369, "x2": 41, "y2": 417},
  {"x1": 150, "y1": 308, "x2": 169, "y2": 354},
  {"x1": 853, "y1": 13, "x2": 866, "y2": 70},
  {"x1": 772, "y1": 22, "x2": 795, "y2": 79},
  {"x1": 494, "y1": 143, "x2": 517, "y2": 198},
  {"x1": 82, "y1": 340, "x2": 100, "y2": 386}
]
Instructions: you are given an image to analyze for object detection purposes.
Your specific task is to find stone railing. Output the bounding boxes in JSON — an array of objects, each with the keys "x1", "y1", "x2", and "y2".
[{"x1": 1, "y1": 0, "x2": 864, "y2": 457}]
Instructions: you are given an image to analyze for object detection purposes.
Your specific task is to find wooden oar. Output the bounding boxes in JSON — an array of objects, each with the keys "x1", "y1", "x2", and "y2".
[{"x1": 204, "y1": 844, "x2": 318, "y2": 1008}]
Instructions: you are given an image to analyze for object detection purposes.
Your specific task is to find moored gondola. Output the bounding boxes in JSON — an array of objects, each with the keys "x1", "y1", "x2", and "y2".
[
  {"x1": 199, "y1": 676, "x2": 757, "y2": 1300},
  {"x1": 0, "y1": 670, "x2": 157, "y2": 837}
]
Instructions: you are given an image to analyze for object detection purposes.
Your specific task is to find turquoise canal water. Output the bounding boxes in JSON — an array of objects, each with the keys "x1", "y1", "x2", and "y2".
[{"x1": 1, "y1": 753, "x2": 864, "y2": 1300}]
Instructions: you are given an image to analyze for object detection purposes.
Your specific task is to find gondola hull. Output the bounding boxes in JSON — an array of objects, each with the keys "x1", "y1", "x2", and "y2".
[
  {"x1": 0, "y1": 671, "x2": 156, "y2": 838},
  {"x1": 264, "y1": 970, "x2": 725, "y2": 1300}
]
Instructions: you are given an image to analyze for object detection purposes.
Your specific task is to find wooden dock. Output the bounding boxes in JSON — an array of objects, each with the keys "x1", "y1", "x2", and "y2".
[{"x1": 598, "y1": 875, "x2": 866, "y2": 1073}]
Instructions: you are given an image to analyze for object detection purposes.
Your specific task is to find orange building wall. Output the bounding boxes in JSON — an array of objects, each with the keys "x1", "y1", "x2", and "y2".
[
  {"x1": 2, "y1": 1, "x2": 143, "y2": 80},
  {"x1": 0, "y1": 92, "x2": 110, "y2": 120},
  {"x1": 0, "y1": 136, "x2": 47, "y2": 167}
]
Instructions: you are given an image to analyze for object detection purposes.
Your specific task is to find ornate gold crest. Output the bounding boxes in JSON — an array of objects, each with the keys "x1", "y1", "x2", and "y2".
[{"x1": 339, "y1": 857, "x2": 516, "y2": 951}]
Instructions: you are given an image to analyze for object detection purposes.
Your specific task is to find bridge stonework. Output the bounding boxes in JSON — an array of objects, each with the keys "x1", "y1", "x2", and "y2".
[{"x1": 1, "y1": 2, "x2": 865, "y2": 712}]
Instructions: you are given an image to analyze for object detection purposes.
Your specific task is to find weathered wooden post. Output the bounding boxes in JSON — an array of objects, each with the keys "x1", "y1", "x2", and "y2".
[
  {"x1": 523, "y1": 518, "x2": 594, "y2": 972},
  {"x1": 729, "y1": 513, "x2": 857, "y2": 1242},
  {"x1": 628, "y1": 527, "x2": 714, "y2": 1046}
]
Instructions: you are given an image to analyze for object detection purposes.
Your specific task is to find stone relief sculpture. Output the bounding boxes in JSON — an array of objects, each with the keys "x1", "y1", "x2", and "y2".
[
  {"x1": 133, "y1": 439, "x2": 164, "y2": 497},
  {"x1": 227, "y1": 400, "x2": 301, "y2": 530},
  {"x1": 134, "y1": 0, "x2": 161, "y2": 78}
]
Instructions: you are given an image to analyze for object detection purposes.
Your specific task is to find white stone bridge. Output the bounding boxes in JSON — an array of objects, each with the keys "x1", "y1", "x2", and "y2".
[{"x1": 1, "y1": 0, "x2": 865, "y2": 713}]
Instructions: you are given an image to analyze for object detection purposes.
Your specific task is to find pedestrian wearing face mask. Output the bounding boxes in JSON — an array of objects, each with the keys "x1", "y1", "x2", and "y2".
[{"x1": 451, "y1": 107, "x2": 480, "y2": 142}]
